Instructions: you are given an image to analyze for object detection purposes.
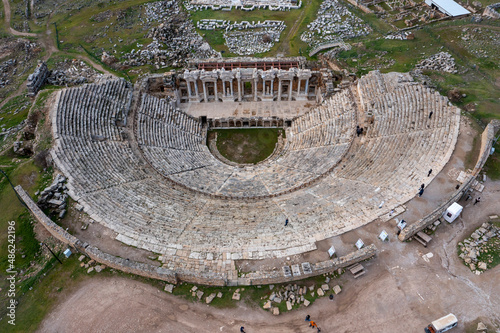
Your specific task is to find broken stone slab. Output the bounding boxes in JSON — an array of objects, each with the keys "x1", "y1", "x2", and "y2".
[
  {"x1": 333, "y1": 285, "x2": 342, "y2": 294},
  {"x1": 206, "y1": 293, "x2": 216, "y2": 304},
  {"x1": 191, "y1": 286, "x2": 198, "y2": 292},
  {"x1": 477, "y1": 321, "x2": 487, "y2": 331},
  {"x1": 317, "y1": 288, "x2": 324, "y2": 297},
  {"x1": 78, "y1": 255, "x2": 85, "y2": 261},
  {"x1": 94, "y1": 265, "x2": 102, "y2": 273},
  {"x1": 217, "y1": 292, "x2": 223, "y2": 298},
  {"x1": 286, "y1": 300, "x2": 292, "y2": 311},
  {"x1": 232, "y1": 292, "x2": 241, "y2": 301},
  {"x1": 263, "y1": 300, "x2": 272, "y2": 309},
  {"x1": 87, "y1": 267, "x2": 94, "y2": 273},
  {"x1": 321, "y1": 284, "x2": 330, "y2": 291},
  {"x1": 196, "y1": 290, "x2": 204, "y2": 300},
  {"x1": 269, "y1": 284, "x2": 274, "y2": 290},
  {"x1": 164, "y1": 284, "x2": 174, "y2": 293},
  {"x1": 272, "y1": 307, "x2": 280, "y2": 315},
  {"x1": 478, "y1": 262, "x2": 487, "y2": 270},
  {"x1": 304, "y1": 299, "x2": 310, "y2": 307},
  {"x1": 274, "y1": 297, "x2": 282, "y2": 303}
]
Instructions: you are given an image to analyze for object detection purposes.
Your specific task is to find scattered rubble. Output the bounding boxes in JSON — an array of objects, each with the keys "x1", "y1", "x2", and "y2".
[
  {"x1": 300, "y1": 0, "x2": 371, "y2": 48},
  {"x1": 46, "y1": 59, "x2": 103, "y2": 86},
  {"x1": 415, "y1": 52, "x2": 457, "y2": 73},
  {"x1": 458, "y1": 222, "x2": 500, "y2": 275},
  {"x1": 37, "y1": 174, "x2": 69, "y2": 218}
]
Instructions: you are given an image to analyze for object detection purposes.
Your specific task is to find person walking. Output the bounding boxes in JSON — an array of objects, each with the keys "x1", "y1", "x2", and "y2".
[
  {"x1": 310, "y1": 321, "x2": 318, "y2": 329},
  {"x1": 305, "y1": 315, "x2": 311, "y2": 322},
  {"x1": 427, "y1": 169, "x2": 432, "y2": 177},
  {"x1": 420, "y1": 183, "x2": 425, "y2": 190},
  {"x1": 429, "y1": 111, "x2": 433, "y2": 119},
  {"x1": 240, "y1": 327, "x2": 246, "y2": 333},
  {"x1": 418, "y1": 188, "x2": 424, "y2": 197},
  {"x1": 285, "y1": 219, "x2": 289, "y2": 226},
  {"x1": 474, "y1": 197, "x2": 481, "y2": 205}
]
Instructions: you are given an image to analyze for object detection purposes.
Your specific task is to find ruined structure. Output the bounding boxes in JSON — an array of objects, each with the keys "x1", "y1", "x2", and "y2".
[
  {"x1": 48, "y1": 69, "x2": 461, "y2": 284},
  {"x1": 27, "y1": 61, "x2": 48, "y2": 96}
]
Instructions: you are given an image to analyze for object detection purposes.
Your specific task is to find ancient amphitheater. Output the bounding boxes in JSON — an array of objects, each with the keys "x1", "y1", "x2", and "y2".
[{"x1": 49, "y1": 69, "x2": 460, "y2": 284}]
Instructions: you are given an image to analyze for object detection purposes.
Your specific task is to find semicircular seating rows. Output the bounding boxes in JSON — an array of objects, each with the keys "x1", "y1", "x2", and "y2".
[{"x1": 51, "y1": 71, "x2": 460, "y2": 279}]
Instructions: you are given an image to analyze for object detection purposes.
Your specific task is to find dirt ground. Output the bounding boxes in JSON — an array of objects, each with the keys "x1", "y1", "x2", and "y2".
[{"x1": 38, "y1": 178, "x2": 500, "y2": 333}]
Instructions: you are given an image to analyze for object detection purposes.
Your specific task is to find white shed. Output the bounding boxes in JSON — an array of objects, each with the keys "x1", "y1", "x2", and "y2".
[{"x1": 443, "y1": 202, "x2": 463, "y2": 223}]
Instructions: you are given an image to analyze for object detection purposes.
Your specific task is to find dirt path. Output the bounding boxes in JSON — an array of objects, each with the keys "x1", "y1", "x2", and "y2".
[
  {"x1": 38, "y1": 180, "x2": 500, "y2": 333},
  {"x1": 2, "y1": 0, "x2": 37, "y2": 37},
  {"x1": 0, "y1": 0, "x2": 114, "y2": 109}
]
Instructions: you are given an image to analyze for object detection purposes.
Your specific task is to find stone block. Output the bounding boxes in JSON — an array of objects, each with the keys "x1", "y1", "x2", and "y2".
[
  {"x1": 477, "y1": 322, "x2": 487, "y2": 331},
  {"x1": 272, "y1": 307, "x2": 280, "y2": 315},
  {"x1": 217, "y1": 292, "x2": 223, "y2": 298},
  {"x1": 286, "y1": 301, "x2": 292, "y2": 311},
  {"x1": 317, "y1": 288, "x2": 324, "y2": 297},
  {"x1": 321, "y1": 284, "x2": 329, "y2": 291},
  {"x1": 478, "y1": 262, "x2": 487, "y2": 270},
  {"x1": 333, "y1": 285, "x2": 342, "y2": 295},
  {"x1": 206, "y1": 293, "x2": 216, "y2": 304},
  {"x1": 196, "y1": 290, "x2": 204, "y2": 300},
  {"x1": 232, "y1": 292, "x2": 241, "y2": 301},
  {"x1": 78, "y1": 255, "x2": 85, "y2": 262},
  {"x1": 263, "y1": 300, "x2": 272, "y2": 309},
  {"x1": 95, "y1": 265, "x2": 102, "y2": 273},
  {"x1": 87, "y1": 267, "x2": 94, "y2": 273},
  {"x1": 304, "y1": 299, "x2": 310, "y2": 307},
  {"x1": 164, "y1": 284, "x2": 174, "y2": 293}
]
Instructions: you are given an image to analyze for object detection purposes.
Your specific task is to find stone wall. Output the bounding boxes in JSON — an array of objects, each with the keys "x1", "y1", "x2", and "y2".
[
  {"x1": 27, "y1": 61, "x2": 48, "y2": 97},
  {"x1": 239, "y1": 244, "x2": 377, "y2": 285},
  {"x1": 483, "y1": 3, "x2": 500, "y2": 19},
  {"x1": 85, "y1": 246, "x2": 178, "y2": 284},
  {"x1": 398, "y1": 120, "x2": 500, "y2": 241},
  {"x1": 15, "y1": 185, "x2": 83, "y2": 250}
]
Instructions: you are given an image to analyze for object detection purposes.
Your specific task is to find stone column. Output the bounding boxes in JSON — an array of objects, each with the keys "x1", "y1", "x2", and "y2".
[
  {"x1": 230, "y1": 79, "x2": 234, "y2": 98},
  {"x1": 305, "y1": 78, "x2": 309, "y2": 96},
  {"x1": 271, "y1": 80, "x2": 274, "y2": 97},
  {"x1": 254, "y1": 79, "x2": 258, "y2": 101},
  {"x1": 222, "y1": 81, "x2": 226, "y2": 97},
  {"x1": 187, "y1": 81, "x2": 192, "y2": 97},
  {"x1": 288, "y1": 79, "x2": 293, "y2": 101},
  {"x1": 237, "y1": 78, "x2": 242, "y2": 102},
  {"x1": 297, "y1": 79, "x2": 302, "y2": 95},
  {"x1": 203, "y1": 81, "x2": 208, "y2": 102},
  {"x1": 214, "y1": 80, "x2": 218, "y2": 102},
  {"x1": 278, "y1": 79, "x2": 282, "y2": 101},
  {"x1": 194, "y1": 80, "x2": 199, "y2": 99},
  {"x1": 262, "y1": 80, "x2": 266, "y2": 95}
]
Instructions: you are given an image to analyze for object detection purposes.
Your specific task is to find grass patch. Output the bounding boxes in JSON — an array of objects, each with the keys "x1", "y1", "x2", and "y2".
[
  {"x1": 210, "y1": 128, "x2": 282, "y2": 164},
  {"x1": 483, "y1": 139, "x2": 500, "y2": 180}
]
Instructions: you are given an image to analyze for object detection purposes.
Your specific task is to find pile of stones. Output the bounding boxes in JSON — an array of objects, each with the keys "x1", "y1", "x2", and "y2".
[
  {"x1": 1, "y1": 121, "x2": 27, "y2": 144},
  {"x1": 224, "y1": 28, "x2": 284, "y2": 55},
  {"x1": 196, "y1": 19, "x2": 285, "y2": 55},
  {"x1": 300, "y1": 0, "x2": 371, "y2": 48},
  {"x1": 262, "y1": 279, "x2": 342, "y2": 315},
  {"x1": 184, "y1": 0, "x2": 302, "y2": 12},
  {"x1": 78, "y1": 255, "x2": 107, "y2": 274},
  {"x1": 122, "y1": 1, "x2": 219, "y2": 68},
  {"x1": 385, "y1": 31, "x2": 414, "y2": 40},
  {"x1": 197, "y1": 19, "x2": 285, "y2": 32},
  {"x1": 36, "y1": 174, "x2": 69, "y2": 219},
  {"x1": 46, "y1": 59, "x2": 103, "y2": 86},
  {"x1": 458, "y1": 221, "x2": 500, "y2": 275},
  {"x1": 0, "y1": 59, "x2": 17, "y2": 89},
  {"x1": 414, "y1": 52, "x2": 457, "y2": 73}
]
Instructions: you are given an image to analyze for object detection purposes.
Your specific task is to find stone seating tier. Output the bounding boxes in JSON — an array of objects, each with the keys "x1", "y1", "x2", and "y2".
[{"x1": 50, "y1": 73, "x2": 460, "y2": 279}]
